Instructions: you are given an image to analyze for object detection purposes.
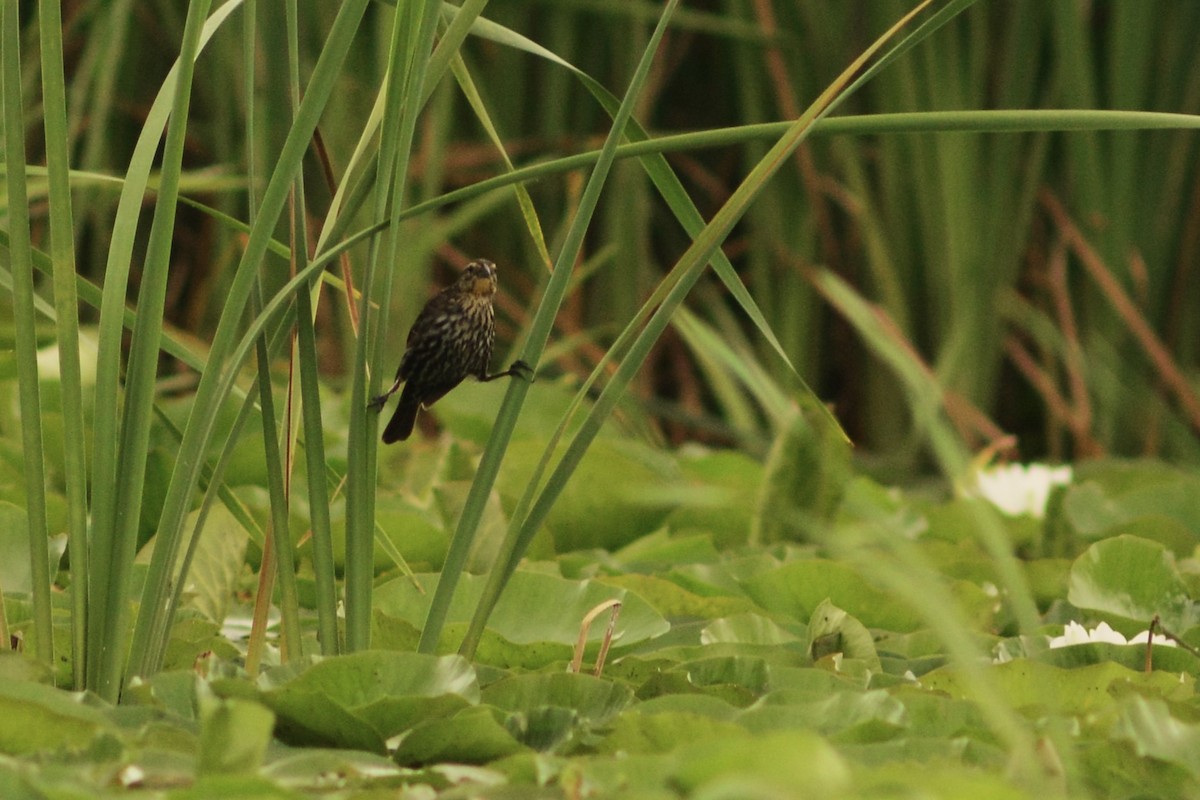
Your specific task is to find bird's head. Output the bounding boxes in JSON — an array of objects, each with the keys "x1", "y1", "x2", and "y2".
[{"x1": 457, "y1": 259, "x2": 498, "y2": 298}]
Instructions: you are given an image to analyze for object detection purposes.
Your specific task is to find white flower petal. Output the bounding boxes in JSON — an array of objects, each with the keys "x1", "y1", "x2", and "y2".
[{"x1": 967, "y1": 462, "x2": 1072, "y2": 518}]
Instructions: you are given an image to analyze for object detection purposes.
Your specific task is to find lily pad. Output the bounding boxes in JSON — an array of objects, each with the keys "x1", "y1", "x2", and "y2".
[
  {"x1": 248, "y1": 651, "x2": 479, "y2": 752},
  {"x1": 1068, "y1": 535, "x2": 1197, "y2": 633},
  {"x1": 671, "y1": 729, "x2": 851, "y2": 798},
  {"x1": 374, "y1": 569, "x2": 669, "y2": 656},
  {"x1": 392, "y1": 706, "x2": 523, "y2": 765},
  {"x1": 743, "y1": 559, "x2": 923, "y2": 632},
  {"x1": 1111, "y1": 695, "x2": 1200, "y2": 779},
  {"x1": 0, "y1": 681, "x2": 111, "y2": 755}
]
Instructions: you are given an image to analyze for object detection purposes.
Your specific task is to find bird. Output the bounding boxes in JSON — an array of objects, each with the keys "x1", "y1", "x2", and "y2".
[{"x1": 368, "y1": 259, "x2": 532, "y2": 443}]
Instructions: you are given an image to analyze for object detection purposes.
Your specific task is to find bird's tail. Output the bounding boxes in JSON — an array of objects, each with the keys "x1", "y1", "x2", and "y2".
[{"x1": 382, "y1": 384, "x2": 422, "y2": 443}]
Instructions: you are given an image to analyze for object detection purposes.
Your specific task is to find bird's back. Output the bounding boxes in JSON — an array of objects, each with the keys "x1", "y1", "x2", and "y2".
[{"x1": 398, "y1": 288, "x2": 495, "y2": 393}]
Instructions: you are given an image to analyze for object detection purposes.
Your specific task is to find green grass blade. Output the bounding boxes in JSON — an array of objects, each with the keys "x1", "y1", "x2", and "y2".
[
  {"x1": 812, "y1": 268, "x2": 1040, "y2": 635},
  {"x1": 1, "y1": 0, "x2": 55, "y2": 670},
  {"x1": 424, "y1": 0, "x2": 683, "y2": 656},
  {"x1": 127, "y1": 0, "x2": 372, "y2": 680},
  {"x1": 449, "y1": 53, "x2": 552, "y2": 270},
  {"x1": 251, "y1": 300, "x2": 302, "y2": 661},
  {"x1": 344, "y1": 0, "x2": 442, "y2": 652},
  {"x1": 286, "y1": 0, "x2": 337, "y2": 657},
  {"x1": 84, "y1": 0, "x2": 243, "y2": 695},
  {"x1": 95, "y1": 0, "x2": 214, "y2": 700},
  {"x1": 37, "y1": 0, "x2": 87, "y2": 688},
  {"x1": 295, "y1": 288, "x2": 338, "y2": 655},
  {"x1": 457, "y1": 0, "x2": 940, "y2": 660}
]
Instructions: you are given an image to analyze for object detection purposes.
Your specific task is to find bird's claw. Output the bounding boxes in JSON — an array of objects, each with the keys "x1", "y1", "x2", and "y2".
[
  {"x1": 511, "y1": 359, "x2": 535, "y2": 383},
  {"x1": 367, "y1": 393, "x2": 390, "y2": 412}
]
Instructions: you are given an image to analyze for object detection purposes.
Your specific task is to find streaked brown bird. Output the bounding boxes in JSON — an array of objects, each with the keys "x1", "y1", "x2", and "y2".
[{"x1": 369, "y1": 259, "x2": 531, "y2": 443}]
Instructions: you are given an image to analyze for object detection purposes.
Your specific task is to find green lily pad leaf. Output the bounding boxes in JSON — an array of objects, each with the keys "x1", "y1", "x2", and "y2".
[
  {"x1": 1064, "y1": 464, "x2": 1200, "y2": 544},
  {"x1": 754, "y1": 402, "x2": 853, "y2": 543},
  {"x1": 0, "y1": 652, "x2": 53, "y2": 687},
  {"x1": 255, "y1": 651, "x2": 479, "y2": 752},
  {"x1": 0, "y1": 501, "x2": 66, "y2": 596},
  {"x1": 1064, "y1": 482, "x2": 1200, "y2": 556},
  {"x1": 671, "y1": 730, "x2": 851, "y2": 798},
  {"x1": 327, "y1": 492, "x2": 451, "y2": 575},
  {"x1": 436, "y1": 376, "x2": 579, "y2": 445},
  {"x1": 838, "y1": 476, "x2": 927, "y2": 539},
  {"x1": 1024, "y1": 558, "x2": 1072, "y2": 610},
  {"x1": 855, "y1": 760, "x2": 1030, "y2": 797},
  {"x1": 497, "y1": 438, "x2": 681, "y2": 552},
  {"x1": 614, "y1": 530, "x2": 723, "y2": 570},
  {"x1": 0, "y1": 681, "x2": 111, "y2": 755},
  {"x1": 375, "y1": 570, "x2": 669, "y2": 655},
  {"x1": 169, "y1": 774, "x2": 304, "y2": 799},
  {"x1": 463, "y1": 624, "x2": 581, "y2": 671},
  {"x1": 668, "y1": 449, "x2": 763, "y2": 548},
  {"x1": 393, "y1": 706, "x2": 523, "y2": 766},
  {"x1": 887, "y1": 686, "x2": 994, "y2": 740},
  {"x1": 765, "y1": 666, "x2": 864, "y2": 697},
  {"x1": 135, "y1": 504, "x2": 249, "y2": 625},
  {"x1": 198, "y1": 691, "x2": 275, "y2": 775},
  {"x1": 1061, "y1": 481, "x2": 1130, "y2": 537},
  {"x1": 598, "y1": 574, "x2": 759, "y2": 621},
  {"x1": 373, "y1": 501, "x2": 448, "y2": 573},
  {"x1": 1111, "y1": 695, "x2": 1200, "y2": 779},
  {"x1": 701, "y1": 613, "x2": 802, "y2": 645},
  {"x1": 922, "y1": 660, "x2": 1189, "y2": 715},
  {"x1": 740, "y1": 689, "x2": 906, "y2": 744},
  {"x1": 807, "y1": 599, "x2": 881, "y2": 674},
  {"x1": 668, "y1": 558, "x2": 762, "y2": 600},
  {"x1": 1077, "y1": 738, "x2": 1196, "y2": 800},
  {"x1": 599, "y1": 709, "x2": 749, "y2": 755},
  {"x1": 670, "y1": 656, "x2": 770, "y2": 695},
  {"x1": 924, "y1": 497, "x2": 1036, "y2": 550},
  {"x1": 629, "y1": 692, "x2": 742, "y2": 721},
  {"x1": 183, "y1": 506, "x2": 249, "y2": 623},
  {"x1": 124, "y1": 670, "x2": 201, "y2": 721},
  {"x1": 743, "y1": 560, "x2": 923, "y2": 632},
  {"x1": 431, "y1": 481, "x2": 510, "y2": 573},
  {"x1": 1036, "y1": 641, "x2": 1200, "y2": 676},
  {"x1": 1068, "y1": 535, "x2": 1197, "y2": 632},
  {"x1": 503, "y1": 704, "x2": 580, "y2": 753},
  {"x1": 163, "y1": 613, "x2": 241, "y2": 671},
  {"x1": 262, "y1": 748, "x2": 401, "y2": 787},
  {"x1": 482, "y1": 672, "x2": 633, "y2": 723},
  {"x1": 637, "y1": 656, "x2": 771, "y2": 707}
]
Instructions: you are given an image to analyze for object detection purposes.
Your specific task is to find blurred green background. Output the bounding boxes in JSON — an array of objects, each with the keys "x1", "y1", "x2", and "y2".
[{"x1": 11, "y1": 0, "x2": 1200, "y2": 469}]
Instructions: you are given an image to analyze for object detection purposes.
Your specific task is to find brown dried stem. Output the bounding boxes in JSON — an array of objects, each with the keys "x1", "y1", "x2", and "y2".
[{"x1": 1042, "y1": 190, "x2": 1200, "y2": 433}]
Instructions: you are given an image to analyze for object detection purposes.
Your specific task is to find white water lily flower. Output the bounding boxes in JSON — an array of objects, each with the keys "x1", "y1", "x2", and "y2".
[
  {"x1": 1049, "y1": 621, "x2": 1175, "y2": 649},
  {"x1": 968, "y1": 463, "x2": 1072, "y2": 519},
  {"x1": 1128, "y1": 629, "x2": 1178, "y2": 647}
]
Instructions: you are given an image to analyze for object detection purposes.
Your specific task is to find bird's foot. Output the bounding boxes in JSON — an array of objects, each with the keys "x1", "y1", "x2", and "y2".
[
  {"x1": 510, "y1": 359, "x2": 535, "y2": 383},
  {"x1": 367, "y1": 393, "x2": 390, "y2": 412}
]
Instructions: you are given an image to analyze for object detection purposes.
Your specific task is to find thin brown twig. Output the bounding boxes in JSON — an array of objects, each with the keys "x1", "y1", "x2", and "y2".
[
  {"x1": 865, "y1": 300, "x2": 1012, "y2": 452},
  {"x1": 1046, "y1": 241, "x2": 1100, "y2": 457},
  {"x1": 1145, "y1": 615, "x2": 1158, "y2": 674},
  {"x1": 1145, "y1": 614, "x2": 1200, "y2": 665},
  {"x1": 1004, "y1": 336, "x2": 1073, "y2": 422},
  {"x1": 570, "y1": 599, "x2": 622, "y2": 677},
  {"x1": 806, "y1": 265, "x2": 1014, "y2": 453},
  {"x1": 1003, "y1": 334, "x2": 1103, "y2": 456},
  {"x1": 312, "y1": 127, "x2": 359, "y2": 334},
  {"x1": 751, "y1": 0, "x2": 841, "y2": 268},
  {"x1": 1041, "y1": 190, "x2": 1200, "y2": 433}
]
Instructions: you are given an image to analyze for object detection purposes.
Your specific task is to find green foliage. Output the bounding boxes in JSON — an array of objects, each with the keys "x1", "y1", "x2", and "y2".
[
  {"x1": 4, "y1": 0, "x2": 1200, "y2": 796},
  {"x1": 0, "y1": 468, "x2": 1196, "y2": 794}
]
